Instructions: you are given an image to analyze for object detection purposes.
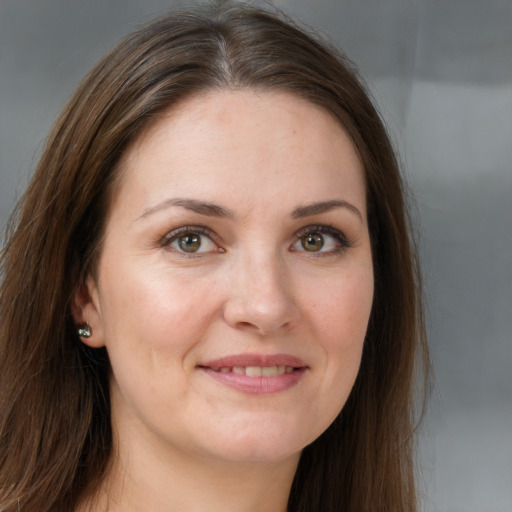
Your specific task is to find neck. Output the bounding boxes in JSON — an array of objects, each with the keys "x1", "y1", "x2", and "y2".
[{"x1": 80, "y1": 427, "x2": 300, "y2": 512}]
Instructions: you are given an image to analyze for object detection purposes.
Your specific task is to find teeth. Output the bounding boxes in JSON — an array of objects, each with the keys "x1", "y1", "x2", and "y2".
[
  {"x1": 213, "y1": 366, "x2": 295, "y2": 376},
  {"x1": 261, "y1": 365, "x2": 280, "y2": 377},
  {"x1": 246, "y1": 366, "x2": 262, "y2": 377}
]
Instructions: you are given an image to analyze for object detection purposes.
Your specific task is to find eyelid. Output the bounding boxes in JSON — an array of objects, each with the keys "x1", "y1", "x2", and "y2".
[
  {"x1": 295, "y1": 224, "x2": 349, "y2": 241},
  {"x1": 291, "y1": 224, "x2": 352, "y2": 252},
  {"x1": 159, "y1": 224, "x2": 352, "y2": 256},
  {"x1": 160, "y1": 225, "x2": 224, "y2": 253}
]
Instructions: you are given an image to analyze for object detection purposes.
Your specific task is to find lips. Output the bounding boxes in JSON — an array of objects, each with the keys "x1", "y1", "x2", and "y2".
[
  {"x1": 198, "y1": 353, "x2": 308, "y2": 394},
  {"x1": 201, "y1": 353, "x2": 307, "y2": 369},
  {"x1": 212, "y1": 365, "x2": 295, "y2": 377}
]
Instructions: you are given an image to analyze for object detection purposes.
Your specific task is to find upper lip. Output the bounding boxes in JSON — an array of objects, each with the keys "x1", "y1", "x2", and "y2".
[{"x1": 199, "y1": 353, "x2": 307, "y2": 369}]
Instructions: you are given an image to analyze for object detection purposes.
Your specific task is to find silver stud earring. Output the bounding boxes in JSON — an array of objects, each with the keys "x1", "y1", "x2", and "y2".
[{"x1": 77, "y1": 323, "x2": 92, "y2": 338}]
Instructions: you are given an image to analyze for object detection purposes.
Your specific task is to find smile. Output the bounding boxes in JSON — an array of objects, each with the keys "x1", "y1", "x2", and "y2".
[
  {"x1": 210, "y1": 365, "x2": 296, "y2": 377},
  {"x1": 198, "y1": 354, "x2": 308, "y2": 394}
]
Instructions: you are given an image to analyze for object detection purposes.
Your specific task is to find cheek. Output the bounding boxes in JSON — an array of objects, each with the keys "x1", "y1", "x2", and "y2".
[
  {"x1": 98, "y1": 264, "x2": 224, "y2": 415},
  {"x1": 287, "y1": 266, "x2": 373, "y2": 443},
  {"x1": 98, "y1": 258, "x2": 222, "y2": 359},
  {"x1": 302, "y1": 265, "x2": 373, "y2": 389},
  {"x1": 306, "y1": 266, "x2": 373, "y2": 343}
]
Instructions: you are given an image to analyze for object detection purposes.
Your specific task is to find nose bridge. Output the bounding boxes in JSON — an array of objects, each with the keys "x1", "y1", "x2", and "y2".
[
  {"x1": 224, "y1": 244, "x2": 299, "y2": 334},
  {"x1": 245, "y1": 248, "x2": 286, "y2": 298}
]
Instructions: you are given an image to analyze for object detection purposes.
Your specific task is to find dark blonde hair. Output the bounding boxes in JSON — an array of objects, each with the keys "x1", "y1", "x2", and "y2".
[{"x1": 0, "y1": 3, "x2": 428, "y2": 511}]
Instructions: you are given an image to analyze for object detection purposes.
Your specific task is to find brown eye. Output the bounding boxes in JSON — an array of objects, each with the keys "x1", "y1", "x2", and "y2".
[
  {"x1": 301, "y1": 233, "x2": 324, "y2": 252},
  {"x1": 166, "y1": 228, "x2": 219, "y2": 255},
  {"x1": 292, "y1": 226, "x2": 348, "y2": 255},
  {"x1": 177, "y1": 234, "x2": 201, "y2": 252}
]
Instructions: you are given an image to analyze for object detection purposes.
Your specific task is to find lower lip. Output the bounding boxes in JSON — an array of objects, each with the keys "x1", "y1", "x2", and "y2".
[{"x1": 199, "y1": 367, "x2": 307, "y2": 394}]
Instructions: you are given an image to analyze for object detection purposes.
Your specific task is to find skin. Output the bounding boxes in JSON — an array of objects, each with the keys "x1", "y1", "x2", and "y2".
[{"x1": 74, "y1": 90, "x2": 374, "y2": 512}]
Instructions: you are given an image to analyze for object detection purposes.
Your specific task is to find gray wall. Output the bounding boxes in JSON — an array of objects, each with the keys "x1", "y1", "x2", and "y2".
[{"x1": 1, "y1": 1, "x2": 511, "y2": 510}]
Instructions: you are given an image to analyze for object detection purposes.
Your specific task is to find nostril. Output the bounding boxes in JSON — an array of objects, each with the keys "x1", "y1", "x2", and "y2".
[{"x1": 235, "y1": 321, "x2": 267, "y2": 335}]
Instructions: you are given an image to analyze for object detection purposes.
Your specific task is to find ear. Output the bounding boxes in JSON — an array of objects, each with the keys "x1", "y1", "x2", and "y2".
[{"x1": 71, "y1": 275, "x2": 105, "y2": 348}]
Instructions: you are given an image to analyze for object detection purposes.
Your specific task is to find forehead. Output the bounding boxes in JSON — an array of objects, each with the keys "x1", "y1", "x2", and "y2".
[{"x1": 112, "y1": 89, "x2": 366, "y2": 219}]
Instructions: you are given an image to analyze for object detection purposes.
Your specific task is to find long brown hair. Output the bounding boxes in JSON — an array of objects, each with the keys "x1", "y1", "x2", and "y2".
[{"x1": 0, "y1": 2, "x2": 429, "y2": 511}]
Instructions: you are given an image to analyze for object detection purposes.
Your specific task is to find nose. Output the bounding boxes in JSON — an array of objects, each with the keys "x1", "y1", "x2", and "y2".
[{"x1": 222, "y1": 254, "x2": 301, "y2": 336}]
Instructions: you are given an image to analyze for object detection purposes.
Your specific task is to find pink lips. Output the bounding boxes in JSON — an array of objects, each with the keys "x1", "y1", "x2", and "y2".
[{"x1": 198, "y1": 353, "x2": 308, "y2": 394}]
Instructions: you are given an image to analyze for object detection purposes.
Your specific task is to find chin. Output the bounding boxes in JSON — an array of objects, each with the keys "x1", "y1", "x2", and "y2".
[{"x1": 191, "y1": 420, "x2": 316, "y2": 465}]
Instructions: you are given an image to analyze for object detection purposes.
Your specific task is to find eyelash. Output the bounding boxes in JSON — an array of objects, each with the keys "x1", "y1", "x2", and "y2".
[
  {"x1": 160, "y1": 225, "x2": 222, "y2": 255},
  {"x1": 160, "y1": 224, "x2": 352, "y2": 257},
  {"x1": 292, "y1": 225, "x2": 352, "y2": 256}
]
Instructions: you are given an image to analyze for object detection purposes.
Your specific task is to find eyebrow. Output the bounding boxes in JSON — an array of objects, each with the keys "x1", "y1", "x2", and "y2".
[
  {"x1": 291, "y1": 200, "x2": 364, "y2": 223},
  {"x1": 137, "y1": 197, "x2": 364, "y2": 223},
  {"x1": 138, "y1": 198, "x2": 235, "y2": 220}
]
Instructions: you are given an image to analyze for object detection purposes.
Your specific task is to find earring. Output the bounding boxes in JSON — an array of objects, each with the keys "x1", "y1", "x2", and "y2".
[{"x1": 77, "y1": 323, "x2": 92, "y2": 338}]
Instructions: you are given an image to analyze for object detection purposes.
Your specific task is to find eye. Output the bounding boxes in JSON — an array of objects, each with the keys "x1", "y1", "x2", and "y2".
[
  {"x1": 291, "y1": 226, "x2": 349, "y2": 254},
  {"x1": 164, "y1": 227, "x2": 220, "y2": 254}
]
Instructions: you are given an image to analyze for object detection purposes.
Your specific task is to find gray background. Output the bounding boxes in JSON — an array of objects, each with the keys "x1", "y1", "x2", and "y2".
[{"x1": 1, "y1": 1, "x2": 511, "y2": 511}]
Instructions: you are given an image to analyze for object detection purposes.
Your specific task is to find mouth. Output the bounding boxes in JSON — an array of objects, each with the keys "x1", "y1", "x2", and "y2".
[
  {"x1": 206, "y1": 365, "x2": 296, "y2": 377},
  {"x1": 197, "y1": 354, "x2": 308, "y2": 394}
]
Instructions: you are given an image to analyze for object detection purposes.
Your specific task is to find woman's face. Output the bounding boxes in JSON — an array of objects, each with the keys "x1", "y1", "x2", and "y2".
[{"x1": 78, "y1": 90, "x2": 373, "y2": 466}]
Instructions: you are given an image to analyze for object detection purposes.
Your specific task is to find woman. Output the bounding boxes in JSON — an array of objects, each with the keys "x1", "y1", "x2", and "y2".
[{"x1": 0, "y1": 2, "x2": 428, "y2": 511}]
